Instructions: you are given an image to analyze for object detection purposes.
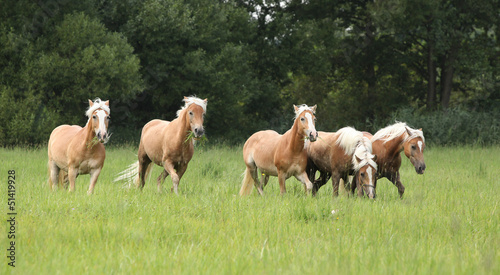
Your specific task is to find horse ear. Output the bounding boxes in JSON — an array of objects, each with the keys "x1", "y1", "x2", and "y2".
[
  {"x1": 311, "y1": 104, "x2": 317, "y2": 114},
  {"x1": 104, "y1": 100, "x2": 109, "y2": 106},
  {"x1": 204, "y1": 98, "x2": 208, "y2": 104},
  {"x1": 418, "y1": 128, "x2": 422, "y2": 131},
  {"x1": 88, "y1": 99, "x2": 94, "y2": 107},
  {"x1": 355, "y1": 155, "x2": 362, "y2": 163},
  {"x1": 405, "y1": 127, "x2": 413, "y2": 136},
  {"x1": 293, "y1": 105, "x2": 298, "y2": 112},
  {"x1": 184, "y1": 96, "x2": 188, "y2": 101}
]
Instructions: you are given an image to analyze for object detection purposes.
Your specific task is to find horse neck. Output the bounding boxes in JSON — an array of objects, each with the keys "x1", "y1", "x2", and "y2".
[
  {"x1": 288, "y1": 119, "x2": 305, "y2": 153},
  {"x1": 84, "y1": 118, "x2": 96, "y2": 142},
  {"x1": 170, "y1": 110, "x2": 191, "y2": 147},
  {"x1": 383, "y1": 134, "x2": 406, "y2": 156}
]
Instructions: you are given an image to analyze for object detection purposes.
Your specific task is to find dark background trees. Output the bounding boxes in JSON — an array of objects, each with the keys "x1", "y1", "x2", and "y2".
[{"x1": 0, "y1": 0, "x2": 498, "y2": 146}]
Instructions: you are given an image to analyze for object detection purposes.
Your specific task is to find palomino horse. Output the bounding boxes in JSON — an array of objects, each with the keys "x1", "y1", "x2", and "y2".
[
  {"x1": 115, "y1": 96, "x2": 207, "y2": 194},
  {"x1": 239, "y1": 104, "x2": 318, "y2": 196},
  {"x1": 312, "y1": 122, "x2": 426, "y2": 198},
  {"x1": 48, "y1": 98, "x2": 110, "y2": 194},
  {"x1": 307, "y1": 127, "x2": 377, "y2": 198}
]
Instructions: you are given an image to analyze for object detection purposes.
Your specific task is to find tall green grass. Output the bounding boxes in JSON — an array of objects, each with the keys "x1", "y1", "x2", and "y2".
[{"x1": 1, "y1": 145, "x2": 499, "y2": 274}]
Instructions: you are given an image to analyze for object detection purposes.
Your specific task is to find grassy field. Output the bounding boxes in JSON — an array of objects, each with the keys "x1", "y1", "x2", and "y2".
[{"x1": 1, "y1": 145, "x2": 499, "y2": 274}]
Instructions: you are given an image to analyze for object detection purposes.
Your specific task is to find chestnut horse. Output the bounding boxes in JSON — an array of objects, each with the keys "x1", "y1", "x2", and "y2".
[
  {"x1": 48, "y1": 98, "x2": 110, "y2": 194},
  {"x1": 307, "y1": 127, "x2": 377, "y2": 198},
  {"x1": 115, "y1": 96, "x2": 207, "y2": 194},
  {"x1": 312, "y1": 122, "x2": 426, "y2": 198},
  {"x1": 239, "y1": 104, "x2": 318, "y2": 196},
  {"x1": 362, "y1": 122, "x2": 426, "y2": 197}
]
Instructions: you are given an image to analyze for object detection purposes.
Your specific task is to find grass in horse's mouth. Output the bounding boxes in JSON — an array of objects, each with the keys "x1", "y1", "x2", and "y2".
[
  {"x1": 184, "y1": 131, "x2": 208, "y2": 144},
  {"x1": 87, "y1": 137, "x2": 100, "y2": 148}
]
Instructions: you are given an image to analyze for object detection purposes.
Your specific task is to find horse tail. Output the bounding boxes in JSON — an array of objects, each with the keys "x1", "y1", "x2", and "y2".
[
  {"x1": 239, "y1": 167, "x2": 255, "y2": 196},
  {"x1": 114, "y1": 161, "x2": 141, "y2": 188}
]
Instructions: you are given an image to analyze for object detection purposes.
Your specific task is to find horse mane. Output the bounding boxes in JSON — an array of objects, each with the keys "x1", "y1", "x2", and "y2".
[
  {"x1": 294, "y1": 104, "x2": 315, "y2": 119},
  {"x1": 336, "y1": 127, "x2": 377, "y2": 171},
  {"x1": 85, "y1": 98, "x2": 110, "y2": 118},
  {"x1": 176, "y1": 96, "x2": 207, "y2": 117},
  {"x1": 372, "y1": 122, "x2": 425, "y2": 143}
]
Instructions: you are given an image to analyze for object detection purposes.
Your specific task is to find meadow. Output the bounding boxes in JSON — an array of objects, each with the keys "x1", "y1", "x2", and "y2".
[{"x1": 1, "y1": 145, "x2": 499, "y2": 274}]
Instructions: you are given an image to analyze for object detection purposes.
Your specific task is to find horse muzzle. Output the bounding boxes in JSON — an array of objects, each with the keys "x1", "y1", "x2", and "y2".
[
  {"x1": 308, "y1": 131, "x2": 318, "y2": 142},
  {"x1": 414, "y1": 162, "x2": 426, "y2": 174},
  {"x1": 193, "y1": 127, "x2": 205, "y2": 138},
  {"x1": 97, "y1": 132, "x2": 109, "y2": 143}
]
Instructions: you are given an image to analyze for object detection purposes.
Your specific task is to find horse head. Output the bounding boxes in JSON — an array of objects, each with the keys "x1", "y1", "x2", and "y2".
[
  {"x1": 182, "y1": 96, "x2": 207, "y2": 138},
  {"x1": 87, "y1": 99, "x2": 110, "y2": 143},
  {"x1": 293, "y1": 104, "x2": 318, "y2": 142},
  {"x1": 355, "y1": 154, "x2": 378, "y2": 199},
  {"x1": 403, "y1": 127, "x2": 426, "y2": 174}
]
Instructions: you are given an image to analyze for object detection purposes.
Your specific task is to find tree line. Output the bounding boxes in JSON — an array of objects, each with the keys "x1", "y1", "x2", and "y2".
[{"x1": 0, "y1": 0, "x2": 498, "y2": 146}]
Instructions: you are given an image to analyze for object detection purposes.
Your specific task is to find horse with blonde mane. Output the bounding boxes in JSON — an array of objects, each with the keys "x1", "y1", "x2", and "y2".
[
  {"x1": 115, "y1": 96, "x2": 207, "y2": 194},
  {"x1": 363, "y1": 122, "x2": 426, "y2": 197},
  {"x1": 239, "y1": 104, "x2": 318, "y2": 196},
  {"x1": 307, "y1": 127, "x2": 377, "y2": 198},
  {"x1": 48, "y1": 98, "x2": 110, "y2": 194},
  {"x1": 312, "y1": 122, "x2": 426, "y2": 198}
]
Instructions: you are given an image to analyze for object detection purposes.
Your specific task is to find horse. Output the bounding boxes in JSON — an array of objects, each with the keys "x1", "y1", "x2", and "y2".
[
  {"x1": 114, "y1": 96, "x2": 207, "y2": 194},
  {"x1": 362, "y1": 122, "x2": 426, "y2": 197},
  {"x1": 307, "y1": 127, "x2": 377, "y2": 198},
  {"x1": 312, "y1": 122, "x2": 426, "y2": 198},
  {"x1": 239, "y1": 104, "x2": 318, "y2": 196},
  {"x1": 48, "y1": 98, "x2": 110, "y2": 194}
]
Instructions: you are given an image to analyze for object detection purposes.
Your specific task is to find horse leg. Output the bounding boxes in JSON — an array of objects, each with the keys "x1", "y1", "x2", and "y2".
[
  {"x1": 294, "y1": 171, "x2": 313, "y2": 195},
  {"x1": 60, "y1": 171, "x2": 69, "y2": 189},
  {"x1": 67, "y1": 167, "x2": 78, "y2": 192},
  {"x1": 355, "y1": 174, "x2": 364, "y2": 197},
  {"x1": 87, "y1": 168, "x2": 102, "y2": 195},
  {"x1": 331, "y1": 173, "x2": 341, "y2": 197},
  {"x1": 162, "y1": 161, "x2": 181, "y2": 195},
  {"x1": 170, "y1": 164, "x2": 189, "y2": 194},
  {"x1": 48, "y1": 161, "x2": 59, "y2": 191},
  {"x1": 350, "y1": 174, "x2": 358, "y2": 197},
  {"x1": 262, "y1": 175, "x2": 269, "y2": 188},
  {"x1": 313, "y1": 171, "x2": 330, "y2": 196},
  {"x1": 278, "y1": 171, "x2": 287, "y2": 195},
  {"x1": 390, "y1": 171, "x2": 405, "y2": 198},
  {"x1": 248, "y1": 167, "x2": 264, "y2": 195},
  {"x1": 260, "y1": 171, "x2": 269, "y2": 188},
  {"x1": 137, "y1": 158, "x2": 151, "y2": 189},
  {"x1": 157, "y1": 170, "x2": 169, "y2": 193}
]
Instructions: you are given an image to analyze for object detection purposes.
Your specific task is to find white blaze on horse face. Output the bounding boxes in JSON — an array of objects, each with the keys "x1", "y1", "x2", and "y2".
[
  {"x1": 95, "y1": 110, "x2": 108, "y2": 138},
  {"x1": 304, "y1": 113, "x2": 316, "y2": 135},
  {"x1": 366, "y1": 166, "x2": 375, "y2": 198},
  {"x1": 367, "y1": 166, "x2": 373, "y2": 186},
  {"x1": 418, "y1": 140, "x2": 423, "y2": 152}
]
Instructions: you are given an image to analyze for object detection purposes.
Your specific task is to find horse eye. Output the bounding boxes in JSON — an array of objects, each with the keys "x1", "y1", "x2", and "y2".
[
  {"x1": 107, "y1": 116, "x2": 110, "y2": 120},
  {"x1": 189, "y1": 111, "x2": 194, "y2": 116},
  {"x1": 411, "y1": 145, "x2": 416, "y2": 150},
  {"x1": 300, "y1": 117, "x2": 305, "y2": 122},
  {"x1": 92, "y1": 115, "x2": 96, "y2": 119},
  {"x1": 360, "y1": 172, "x2": 365, "y2": 177}
]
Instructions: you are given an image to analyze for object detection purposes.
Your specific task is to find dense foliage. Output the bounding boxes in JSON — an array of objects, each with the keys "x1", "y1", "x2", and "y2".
[{"x1": 0, "y1": 0, "x2": 498, "y2": 146}]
